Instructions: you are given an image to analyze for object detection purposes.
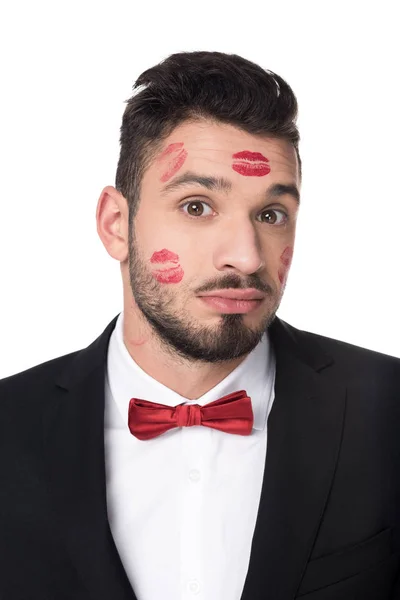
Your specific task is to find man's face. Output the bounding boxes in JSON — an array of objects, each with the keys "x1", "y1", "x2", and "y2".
[{"x1": 127, "y1": 119, "x2": 300, "y2": 363}]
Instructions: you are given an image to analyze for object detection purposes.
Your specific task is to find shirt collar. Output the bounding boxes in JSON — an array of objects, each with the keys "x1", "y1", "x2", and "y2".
[{"x1": 106, "y1": 311, "x2": 276, "y2": 432}]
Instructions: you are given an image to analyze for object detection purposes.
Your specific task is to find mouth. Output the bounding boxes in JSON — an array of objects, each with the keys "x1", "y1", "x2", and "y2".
[
  {"x1": 199, "y1": 289, "x2": 265, "y2": 301},
  {"x1": 200, "y1": 296, "x2": 263, "y2": 314}
]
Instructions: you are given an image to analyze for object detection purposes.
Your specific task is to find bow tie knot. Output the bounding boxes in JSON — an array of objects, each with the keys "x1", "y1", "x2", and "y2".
[{"x1": 175, "y1": 404, "x2": 202, "y2": 428}]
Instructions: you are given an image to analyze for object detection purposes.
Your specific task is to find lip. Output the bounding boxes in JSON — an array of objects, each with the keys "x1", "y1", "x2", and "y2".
[
  {"x1": 199, "y1": 289, "x2": 264, "y2": 300},
  {"x1": 200, "y1": 296, "x2": 262, "y2": 314}
]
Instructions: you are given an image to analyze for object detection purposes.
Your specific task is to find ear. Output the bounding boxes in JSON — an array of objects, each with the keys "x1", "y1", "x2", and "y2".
[{"x1": 96, "y1": 185, "x2": 129, "y2": 261}]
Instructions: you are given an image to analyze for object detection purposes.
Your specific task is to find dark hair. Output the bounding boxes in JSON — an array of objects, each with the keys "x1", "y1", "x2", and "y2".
[{"x1": 116, "y1": 51, "x2": 301, "y2": 226}]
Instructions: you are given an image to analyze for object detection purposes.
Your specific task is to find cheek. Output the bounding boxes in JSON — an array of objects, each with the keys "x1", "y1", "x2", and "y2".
[
  {"x1": 150, "y1": 248, "x2": 185, "y2": 284},
  {"x1": 278, "y1": 246, "x2": 293, "y2": 284}
]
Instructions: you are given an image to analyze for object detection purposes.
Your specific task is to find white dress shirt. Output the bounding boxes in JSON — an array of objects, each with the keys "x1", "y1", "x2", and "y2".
[{"x1": 104, "y1": 311, "x2": 276, "y2": 600}]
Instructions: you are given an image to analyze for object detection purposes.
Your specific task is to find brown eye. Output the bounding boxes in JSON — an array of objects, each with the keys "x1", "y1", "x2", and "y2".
[
  {"x1": 180, "y1": 201, "x2": 287, "y2": 225},
  {"x1": 259, "y1": 209, "x2": 288, "y2": 225},
  {"x1": 181, "y1": 200, "x2": 214, "y2": 218},
  {"x1": 262, "y1": 210, "x2": 277, "y2": 224},
  {"x1": 186, "y1": 201, "x2": 209, "y2": 217}
]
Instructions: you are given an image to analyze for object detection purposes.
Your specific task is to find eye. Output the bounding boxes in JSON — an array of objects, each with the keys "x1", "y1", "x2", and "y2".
[
  {"x1": 258, "y1": 208, "x2": 288, "y2": 225},
  {"x1": 181, "y1": 200, "x2": 213, "y2": 218},
  {"x1": 180, "y1": 200, "x2": 288, "y2": 225}
]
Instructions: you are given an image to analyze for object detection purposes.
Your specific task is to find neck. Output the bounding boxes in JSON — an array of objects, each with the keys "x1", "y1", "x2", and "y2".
[{"x1": 122, "y1": 306, "x2": 246, "y2": 400}]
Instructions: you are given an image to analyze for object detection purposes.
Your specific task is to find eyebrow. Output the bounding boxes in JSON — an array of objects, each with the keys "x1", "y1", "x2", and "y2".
[{"x1": 160, "y1": 170, "x2": 300, "y2": 205}]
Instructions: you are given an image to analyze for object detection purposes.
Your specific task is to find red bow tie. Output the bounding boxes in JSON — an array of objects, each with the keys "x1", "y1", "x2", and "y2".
[{"x1": 128, "y1": 390, "x2": 254, "y2": 440}]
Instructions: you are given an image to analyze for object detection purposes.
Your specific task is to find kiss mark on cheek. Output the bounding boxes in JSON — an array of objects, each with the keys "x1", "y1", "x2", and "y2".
[
  {"x1": 232, "y1": 151, "x2": 271, "y2": 177},
  {"x1": 150, "y1": 248, "x2": 184, "y2": 284},
  {"x1": 278, "y1": 246, "x2": 293, "y2": 284},
  {"x1": 150, "y1": 249, "x2": 179, "y2": 264},
  {"x1": 153, "y1": 268, "x2": 184, "y2": 284},
  {"x1": 158, "y1": 142, "x2": 188, "y2": 182}
]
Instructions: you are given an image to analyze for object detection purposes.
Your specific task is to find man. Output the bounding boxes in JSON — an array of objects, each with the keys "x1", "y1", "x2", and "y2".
[{"x1": 1, "y1": 51, "x2": 399, "y2": 600}]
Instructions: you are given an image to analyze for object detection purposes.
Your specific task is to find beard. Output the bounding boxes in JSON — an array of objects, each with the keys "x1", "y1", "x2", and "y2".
[{"x1": 127, "y1": 226, "x2": 281, "y2": 365}]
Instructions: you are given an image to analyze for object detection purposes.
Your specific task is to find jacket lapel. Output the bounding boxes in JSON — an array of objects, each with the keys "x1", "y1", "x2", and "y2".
[
  {"x1": 44, "y1": 313, "x2": 346, "y2": 600},
  {"x1": 44, "y1": 314, "x2": 135, "y2": 600},
  {"x1": 241, "y1": 317, "x2": 346, "y2": 599}
]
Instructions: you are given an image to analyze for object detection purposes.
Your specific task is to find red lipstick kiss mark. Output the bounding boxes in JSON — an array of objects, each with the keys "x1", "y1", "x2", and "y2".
[
  {"x1": 232, "y1": 151, "x2": 271, "y2": 177},
  {"x1": 158, "y1": 142, "x2": 188, "y2": 183},
  {"x1": 153, "y1": 268, "x2": 184, "y2": 283},
  {"x1": 150, "y1": 249, "x2": 179, "y2": 264},
  {"x1": 150, "y1": 248, "x2": 184, "y2": 284},
  {"x1": 280, "y1": 246, "x2": 293, "y2": 267},
  {"x1": 278, "y1": 246, "x2": 293, "y2": 284}
]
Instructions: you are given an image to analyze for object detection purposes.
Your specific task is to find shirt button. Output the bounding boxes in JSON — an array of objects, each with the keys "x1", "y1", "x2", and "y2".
[
  {"x1": 187, "y1": 579, "x2": 201, "y2": 594},
  {"x1": 188, "y1": 469, "x2": 201, "y2": 482}
]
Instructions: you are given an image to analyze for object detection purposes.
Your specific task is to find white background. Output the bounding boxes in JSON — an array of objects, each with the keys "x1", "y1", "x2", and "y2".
[{"x1": 1, "y1": 0, "x2": 399, "y2": 377}]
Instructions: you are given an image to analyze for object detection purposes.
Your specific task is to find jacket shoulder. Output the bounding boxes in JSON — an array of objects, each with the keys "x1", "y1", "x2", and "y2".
[
  {"x1": 0, "y1": 350, "x2": 80, "y2": 407},
  {"x1": 281, "y1": 318, "x2": 400, "y2": 374}
]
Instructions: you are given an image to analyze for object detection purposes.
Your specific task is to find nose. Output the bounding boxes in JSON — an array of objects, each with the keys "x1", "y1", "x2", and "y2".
[{"x1": 213, "y1": 221, "x2": 265, "y2": 275}]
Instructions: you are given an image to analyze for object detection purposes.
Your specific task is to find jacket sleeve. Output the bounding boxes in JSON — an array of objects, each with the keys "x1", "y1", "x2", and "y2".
[{"x1": 392, "y1": 565, "x2": 400, "y2": 599}]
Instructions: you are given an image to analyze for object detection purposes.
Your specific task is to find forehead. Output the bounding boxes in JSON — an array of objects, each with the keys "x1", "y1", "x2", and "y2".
[{"x1": 149, "y1": 119, "x2": 300, "y2": 184}]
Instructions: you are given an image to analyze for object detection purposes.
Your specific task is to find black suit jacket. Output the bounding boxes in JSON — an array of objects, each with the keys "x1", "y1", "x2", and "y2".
[{"x1": 1, "y1": 313, "x2": 400, "y2": 600}]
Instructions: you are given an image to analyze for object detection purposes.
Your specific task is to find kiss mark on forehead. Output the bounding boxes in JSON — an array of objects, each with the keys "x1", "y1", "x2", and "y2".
[
  {"x1": 150, "y1": 248, "x2": 184, "y2": 283},
  {"x1": 232, "y1": 150, "x2": 271, "y2": 177},
  {"x1": 158, "y1": 142, "x2": 188, "y2": 182}
]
